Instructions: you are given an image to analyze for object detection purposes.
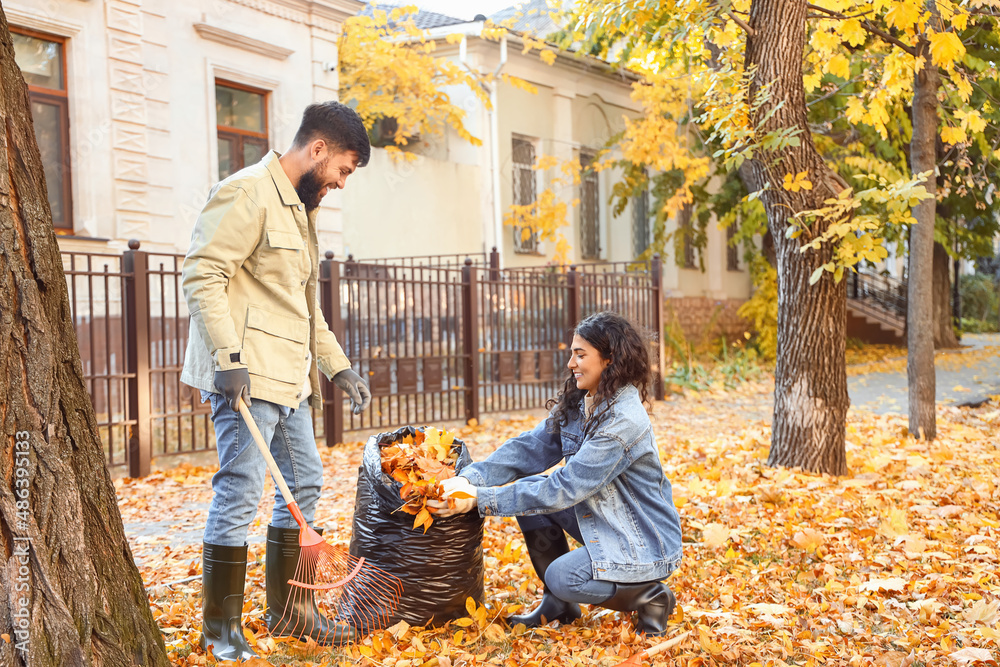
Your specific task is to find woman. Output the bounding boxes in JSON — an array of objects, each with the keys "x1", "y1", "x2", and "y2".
[{"x1": 431, "y1": 311, "x2": 683, "y2": 635}]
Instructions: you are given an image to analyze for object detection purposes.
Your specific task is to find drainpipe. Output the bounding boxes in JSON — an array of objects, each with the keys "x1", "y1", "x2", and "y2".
[{"x1": 460, "y1": 33, "x2": 507, "y2": 268}]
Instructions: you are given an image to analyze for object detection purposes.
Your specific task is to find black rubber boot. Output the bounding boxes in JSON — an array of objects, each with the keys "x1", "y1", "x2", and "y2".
[
  {"x1": 200, "y1": 542, "x2": 259, "y2": 660},
  {"x1": 508, "y1": 526, "x2": 582, "y2": 627},
  {"x1": 600, "y1": 582, "x2": 676, "y2": 636},
  {"x1": 266, "y1": 525, "x2": 355, "y2": 645}
]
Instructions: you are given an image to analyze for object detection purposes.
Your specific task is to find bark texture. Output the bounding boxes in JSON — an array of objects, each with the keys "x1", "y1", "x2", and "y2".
[
  {"x1": 932, "y1": 241, "x2": 959, "y2": 349},
  {"x1": 0, "y1": 9, "x2": 168, "y2": 666},
  {"x1": 907, "y1": 38, "x2": 938, "y2": 441},
  {"x1": 743, "y1": 0, "x2": 849, "y2": 475}
]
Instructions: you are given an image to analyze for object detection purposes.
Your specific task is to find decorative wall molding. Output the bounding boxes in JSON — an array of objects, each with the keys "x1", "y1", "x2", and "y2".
[
  {"x1": 221, "y1": 0, "x2": 360, "y2": 28},
  {"x1": 193, "y1": 23, "x2": 295, "y2": 60},
  {"x1": 4, "y1": 4, "x2": 83, "y2": 36}
]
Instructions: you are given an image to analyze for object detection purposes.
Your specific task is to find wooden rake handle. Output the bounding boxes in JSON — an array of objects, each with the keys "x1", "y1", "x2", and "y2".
[
  {"x1": 641, "y1": 630, "x2": 691, "y2": 659},
  {"x1": 237, "y1": 398, "x2": 303, "y2": 525}
]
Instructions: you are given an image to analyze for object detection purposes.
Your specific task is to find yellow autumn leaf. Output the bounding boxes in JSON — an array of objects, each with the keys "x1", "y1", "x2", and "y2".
[
  {"x1": 791, "y1": 528, "x2": 825, "y2": 552},
  {"x1": 782, "y1": 171, "x2": 813, "y2": 192},
  {"x1": 941, "y1": 125, "x2": 968, "y2": 145},
  {"x1": 885, "y1": 1, "x2": 921, "y2": 33},
  {"x1": 928, "y1": 30, "x2": 966, "y2": 69},
  {"x1": 804, "y1": 71, "x2": 822, "y2": 92},
  {"x1": 826, "y1": 53, "x2": 851, "y2": 80},
  {"x1": 702, "y1": 522, "x2": 731, "y2": 549},
  {"x1": 539, "y1": 49, "x2": 557, "y2": 66},
  {"x1": 841, "y1": 18, "x2": 867, "y2": 47},
  {"x1": 845, "y1": 96, "x2": 866, "y2": 124}
]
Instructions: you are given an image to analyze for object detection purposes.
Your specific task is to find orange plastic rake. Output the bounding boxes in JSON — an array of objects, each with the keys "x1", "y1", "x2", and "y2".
[{"x1": 237, "y1": 399, "x2": 403, "y2": 640}]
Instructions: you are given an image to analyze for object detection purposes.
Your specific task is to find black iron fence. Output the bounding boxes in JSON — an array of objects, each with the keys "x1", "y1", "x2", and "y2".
[{"x1": 62, "y1": 243, "x2": 663, "y2": 477}]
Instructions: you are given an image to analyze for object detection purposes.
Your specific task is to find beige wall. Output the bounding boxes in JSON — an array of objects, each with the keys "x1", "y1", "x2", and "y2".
[
  {"x1": 15, "y1": 0, "x2": 360, "y2": 257},
  {"x1": 340, "y1": 148, "x2": 483, "y2": 259}
]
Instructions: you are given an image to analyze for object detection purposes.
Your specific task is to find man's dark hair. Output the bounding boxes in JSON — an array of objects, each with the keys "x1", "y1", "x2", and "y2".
[{"x1": 292, "y1": 101, "x2": 370, "y2": 167}]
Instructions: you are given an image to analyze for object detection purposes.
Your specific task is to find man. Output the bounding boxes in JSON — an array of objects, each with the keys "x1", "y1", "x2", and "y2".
[{"x1": 180, "y1": 101, "x2": 372, "y2": 659}]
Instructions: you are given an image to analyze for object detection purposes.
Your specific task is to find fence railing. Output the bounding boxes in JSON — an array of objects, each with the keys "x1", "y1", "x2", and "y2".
[
  {"x1": 62, "y1": 242, "x2": 663, "y2": 476},
  {"x1": 849, "y1": 269, "x2": 907, "y2": 328}
]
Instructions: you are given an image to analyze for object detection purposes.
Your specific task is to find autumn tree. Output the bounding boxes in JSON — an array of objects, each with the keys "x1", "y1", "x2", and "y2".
[{"x1": 0, "y1": 10, "x2": 167, "y2": 666}]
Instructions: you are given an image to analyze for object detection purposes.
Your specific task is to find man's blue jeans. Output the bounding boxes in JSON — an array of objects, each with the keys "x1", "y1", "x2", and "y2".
[{"x1": 201, "y1": 391, "x2": 323, "y2": 547}]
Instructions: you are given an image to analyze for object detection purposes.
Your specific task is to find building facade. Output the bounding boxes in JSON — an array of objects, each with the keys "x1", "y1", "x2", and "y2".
[
  {"x1": 12, "y1": 0, "x2": 751, "y2": 342},
  {"x1": 10, "y1": 0, "x2": 362, "y2": 257}
]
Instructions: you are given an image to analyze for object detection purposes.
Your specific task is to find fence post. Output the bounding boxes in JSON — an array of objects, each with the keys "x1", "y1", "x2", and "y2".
[
  {"x1": 122, "y1": 240, "x2": 152, "y2": 477},
  {"x1": 650, "y1": 254, "x2": 665, "y2": 401},
  {"x1": 461, "y1": 259, "x2": 480, "y2": 424},
  {"x1": 567, "y1": 265, "x2": 580, "y2": 343},
  {"x1": 488, "y1": 246, "x2": 500, "y2": 281},
  {"x1": 320, "y1": 251, "x2": 343, "y2": 447}
]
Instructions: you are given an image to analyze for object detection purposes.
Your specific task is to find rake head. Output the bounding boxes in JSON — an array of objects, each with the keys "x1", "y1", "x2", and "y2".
[{"x1": 275, "y1": 526, "x2": 403, "y2": 641}]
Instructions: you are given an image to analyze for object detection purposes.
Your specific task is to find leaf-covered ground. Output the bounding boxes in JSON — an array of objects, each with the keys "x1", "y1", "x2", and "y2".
[{"x1": 118, "y1": 372, "x2": 1000, "y2": 666}]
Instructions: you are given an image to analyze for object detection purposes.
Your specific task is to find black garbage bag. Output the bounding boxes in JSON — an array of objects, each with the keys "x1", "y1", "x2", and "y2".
[{"x1": 349, "y1": 426, "x2": 485, "y2": 629}]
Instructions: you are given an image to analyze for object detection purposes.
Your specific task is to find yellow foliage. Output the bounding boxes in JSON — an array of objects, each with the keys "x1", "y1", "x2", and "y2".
[
  {"x1": 738, "y1": 258, "x2": 778, "y2": 360},
  {"x1": 928, "y1": 30, "x2": 966, "y2": 69},
  {"x1": 782, "y1": 171, "x2": 813, "y2": 193},
  {"x1": 338, "y1": 8, "x2": 491, "y2": 157}
]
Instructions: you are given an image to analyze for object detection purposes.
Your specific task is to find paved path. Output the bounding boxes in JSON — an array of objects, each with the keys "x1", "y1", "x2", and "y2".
[{"x1": 849, "y1": 333, "x2": 1000, "y2": 414}]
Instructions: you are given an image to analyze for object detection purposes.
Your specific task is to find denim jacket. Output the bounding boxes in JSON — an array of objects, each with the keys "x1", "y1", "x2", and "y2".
[{"x1": 460, "y1": 384, "x2": 683, "y2": 583}]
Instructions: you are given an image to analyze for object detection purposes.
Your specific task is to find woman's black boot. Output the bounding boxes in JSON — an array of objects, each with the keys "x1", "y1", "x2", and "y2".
[
  {"x1": 266, "y1": 525, "x2": 356, "y2": 645},
  {"x1": 600, "y1": 582, "x2": 676, "y2": 636},
  {"x1": 200, "y1": 542, "x2": 259, "y2": 660},
  {"x1": 508, "y1": 526, "x2": 582, "y2": 627}
]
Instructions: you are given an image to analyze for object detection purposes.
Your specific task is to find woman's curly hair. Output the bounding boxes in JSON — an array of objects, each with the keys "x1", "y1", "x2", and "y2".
[{"x1": 546, "y1": 311, "x2": 651, "y2": 434}]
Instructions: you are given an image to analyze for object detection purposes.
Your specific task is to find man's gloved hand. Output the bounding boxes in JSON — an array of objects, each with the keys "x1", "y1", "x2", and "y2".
[
  {"x1": 427, "y1": 476, "x2": 478, "y2": 517},
  {"x1": 214, "y1": 367, "x2": 251, "y2": 412},
  {"x1": 333, "y1": 368, "x2": 372, "y2": 414}
]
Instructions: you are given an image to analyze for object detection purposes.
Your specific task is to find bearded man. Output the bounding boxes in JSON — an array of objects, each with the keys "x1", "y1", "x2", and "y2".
[{"x1": 180, "y1": 101, "x2": 373, "y2": 659}]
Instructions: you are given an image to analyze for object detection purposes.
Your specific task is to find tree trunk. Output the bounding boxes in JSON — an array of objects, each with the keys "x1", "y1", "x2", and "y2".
[
  {"x1": 907, "y1": 35, "x2": 938, "y2": 441},
  {"x1": 932, "y1": 241, "x2": 960, "y2": 348},
  {"x1": 743, "y1": 0, "x2": 849, "y2": 475},
  {"x1": 0, "y1": 10, "x2": 168, "y2": 666}
]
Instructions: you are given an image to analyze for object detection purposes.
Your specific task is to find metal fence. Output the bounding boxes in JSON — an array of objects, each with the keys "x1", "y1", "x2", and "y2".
[{"x1": 63, "y1": 243, "x2": 663, "y2": 476}]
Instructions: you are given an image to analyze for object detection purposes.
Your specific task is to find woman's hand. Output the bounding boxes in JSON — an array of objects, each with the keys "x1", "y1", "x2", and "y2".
[{"x1": 427, "y1": 476, "x2": 478, "y2": 517}]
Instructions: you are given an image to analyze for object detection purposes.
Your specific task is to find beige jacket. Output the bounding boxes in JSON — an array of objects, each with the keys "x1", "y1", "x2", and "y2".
[{"x1": 180, "y1": 151, "x2": 352, "y2": 409}]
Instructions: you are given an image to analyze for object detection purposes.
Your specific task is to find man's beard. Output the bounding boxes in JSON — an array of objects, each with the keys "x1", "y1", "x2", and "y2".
[{"x1": 295, "y1": 161, "x2": 327, "y2": 212}]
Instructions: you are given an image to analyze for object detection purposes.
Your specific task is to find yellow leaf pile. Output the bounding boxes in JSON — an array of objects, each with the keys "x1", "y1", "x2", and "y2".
[
  {"x1": 122, "y1": 372, "x2": 1000, "y2": 666},
  {"x1": 380, "y1": 426, "x2": 458, "y2": 533}
]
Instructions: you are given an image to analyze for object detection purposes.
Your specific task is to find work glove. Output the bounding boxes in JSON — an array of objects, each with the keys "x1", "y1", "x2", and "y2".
[
  {"x1": 333, "y1": 368, "x2": 372, "y2": 414},
  {"x1": 428, "y1": 476, "x2": 478, "y2": 517},
  {"x1": 214, "y1": 367, "x2": 251, "y2": 412}
]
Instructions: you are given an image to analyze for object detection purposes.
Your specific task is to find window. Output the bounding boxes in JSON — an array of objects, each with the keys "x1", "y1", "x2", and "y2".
[
  {"x1": 511, "y1": 137, "x2": 539, "y2": 254},
  {"x1": 632, "y1": 187, "x2": 650, "y2": 259},
  {"x1": 580, "y1": 150, "x2": 600, "y2": 260},
  {"x1": 13, "y1": 29, "x2": 72, "y2": 231},
  {"x1": 678, "y1": 205, "x2": 696, "y2": 269},
  {"x1": 216, "y1": 81, "x2": 268, "y2": 180},
  {"x1": 726, "y1": 222, "x2": 740, "y2": 271}
]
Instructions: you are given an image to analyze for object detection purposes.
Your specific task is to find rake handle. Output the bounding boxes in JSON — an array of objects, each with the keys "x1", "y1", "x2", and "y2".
[
  {"x1": 237, "y1": 397, "x2": 305, "y2": 527},
  {"x1": 640, "y1": 631, "x2": 691, "y2": 659}
]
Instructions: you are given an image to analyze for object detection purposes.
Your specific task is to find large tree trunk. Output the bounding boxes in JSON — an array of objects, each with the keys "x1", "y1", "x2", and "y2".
[
  {"x1": 743, "y1": 0, "x2": 849, "y2": 475},
  {"x1": 0, "y1": 10, "x2": 168, "y2": 666},
  {"x1": 932, "y1": 241, "x2": 960, "y2": 348},
  {"x1": 907, "y1": 34, "x2": 938, "y2": 441}
]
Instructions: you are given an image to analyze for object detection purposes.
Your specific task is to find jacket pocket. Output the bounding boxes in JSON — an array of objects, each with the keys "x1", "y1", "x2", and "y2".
[
  {"x1": 254, "y1": 228, "x2": 306, "y2": 286},
  {"x1": 243, "y1": 305, "x2": 308, "y2": 385}
]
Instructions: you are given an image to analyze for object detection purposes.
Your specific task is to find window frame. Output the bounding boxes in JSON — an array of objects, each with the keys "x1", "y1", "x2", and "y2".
[
  {"x1": 215, "y1": 79, "x2": 270, "y2": 180},
  {"x1": 726, "y1": 222, "x2": 740, "y2": 272},
  {"x1": 14, "y1": 27, "x2": 73, "y2": 232},
  {"x1": 511, "y1": 135, "x2": 540, "y2": 255},
  {"x1": 632, "y1": 184, "x2": 651, "y2": 259},
  {"x1": 678, "y1": 205, "x2": 697, "y2": 270},
  {"x1": 579, "y1": 150, "x2": 601, "y2": 261}
]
